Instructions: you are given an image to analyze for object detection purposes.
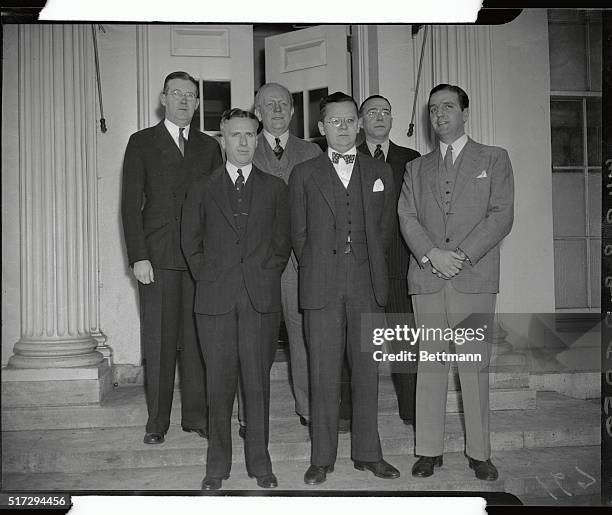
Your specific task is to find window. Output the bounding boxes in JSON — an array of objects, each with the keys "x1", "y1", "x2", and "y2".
[
  {"x1": 190, "y1": 79, "x2": 231, "y2": 134},
  {"x1": 548, "y1": 10, "x2": 602, "y2": 311}
]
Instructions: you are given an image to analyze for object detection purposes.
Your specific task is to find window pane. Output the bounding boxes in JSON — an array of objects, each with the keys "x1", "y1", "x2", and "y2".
[
  {"x1": 588, "y1": 19, "x2": 602, "y2": 91},
  {"x1": 552, "y1": 171, "x2": 585, "y2": 237},
  {"x1": 587, "y1": 98, "x2": 602, "y2": 166},
  {"x1": 307, "y1": 88, "x2": 328, "y2": 139},
  {"x1": 554, "y1": 240, "x2": 588, "y2": 308},
  {"x1": 548, "y1": 21, "x2": 588, "y2": 91},
  {"x1": 202, "y1": 81, "x2": 231, "y2": 132},
  {"x1": 551, "y1": 99, "x2": 583, "y2": 167},
  {"x1": 588, "y1": 171, "x2": 601, "y2": 237},
  {"x1": 590, "y1": 238, "x2": 601, "y2": 308},
  {"x1": 289, "y1": 92, "x2": 304, "y2": 139}
]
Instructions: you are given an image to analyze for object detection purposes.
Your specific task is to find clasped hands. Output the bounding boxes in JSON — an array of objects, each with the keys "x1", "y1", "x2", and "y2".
[{"x1": 427, "y1": 248, "x2": 467, "y2": 280}]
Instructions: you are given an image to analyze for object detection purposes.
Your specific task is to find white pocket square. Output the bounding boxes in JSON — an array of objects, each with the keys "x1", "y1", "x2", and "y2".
[
  {"x1": 476, "y1": 170, "x2": 488, "y2": 178},
  {"x1": 373, "y1": 178, "x2": 384, "y2": 192}
]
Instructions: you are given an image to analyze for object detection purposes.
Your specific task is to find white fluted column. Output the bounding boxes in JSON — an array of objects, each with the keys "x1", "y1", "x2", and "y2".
[{"x1": 8, "y1": 24, "x2": 106, "y2": 369}]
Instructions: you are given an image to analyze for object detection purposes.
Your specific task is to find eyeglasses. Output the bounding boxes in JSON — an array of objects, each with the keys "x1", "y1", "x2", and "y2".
[
  {"x1": 166, "y1": 89, "x2": 197, "y2": 100},
  {"x1": 365, "y1": 108, "x2": 392, "y2": 119},
  {"x1": 325, "y1": 117, "x2": 357, "y2": 128}
]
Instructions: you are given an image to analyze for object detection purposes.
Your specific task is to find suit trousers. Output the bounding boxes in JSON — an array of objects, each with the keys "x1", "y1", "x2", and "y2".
[
  {"x1": 139, "y1": 268, "x2": 207, "y2": 434},
  {"x1": 281, "y1": 256, "x2": 310, "y2": 418},
  {"x1": 196, "y1": 286, "x2": 280, "y2": 478},
  {"x1": 412, "y1": 281, "x2": 495, "y2": 460},
  {"x1": 387, "y1": 277, "x2": 417, "y2": 423},
  {"x1": 304, "y1": 253, "x2": 383, "y2": 466}
]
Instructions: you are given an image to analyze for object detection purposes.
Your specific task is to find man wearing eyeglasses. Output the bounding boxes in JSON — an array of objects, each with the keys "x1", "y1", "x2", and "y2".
[
  {"x1": 398, "y1": 84, "x2": 514, "y2": 481},
  {"x1": 358, "y1": 95, "x2": 421, "y2": 429},
  {"x1": 121, "y1": 71, "x2": 222, "y2": 445},
  {"x1": 289, "y1": 91, "x2": 400, "y2": 485}
]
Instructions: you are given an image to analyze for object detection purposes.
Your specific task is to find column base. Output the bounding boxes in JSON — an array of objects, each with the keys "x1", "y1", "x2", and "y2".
[{"x1": 1, "y1": 362, "x2": 112, "y2": 408}]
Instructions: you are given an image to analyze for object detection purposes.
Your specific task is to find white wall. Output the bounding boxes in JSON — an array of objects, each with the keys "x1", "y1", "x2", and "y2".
[
  {"x1": 376, "y1": 12, "x2": 556, "y2": 317},
  {"x1": 2, "y1": 25, "x2": 21, "y2": 365}
]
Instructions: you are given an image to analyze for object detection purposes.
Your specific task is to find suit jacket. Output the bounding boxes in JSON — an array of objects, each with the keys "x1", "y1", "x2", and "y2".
[
  {"x1": 397, "y1": 137, "x2": 514, "y2": 295},
  {"x1": 181, "y1": 165, "x2": 291, "y2": 315},
  {"x1": 289, "y1": 151, "x2": 396, "y2": 309},
  {"x1": 121, "y1": 121, "x2": 223, "y2": 270},
  {"x1": 357, "y1": 140, "x2": 420, "y2": 279}
]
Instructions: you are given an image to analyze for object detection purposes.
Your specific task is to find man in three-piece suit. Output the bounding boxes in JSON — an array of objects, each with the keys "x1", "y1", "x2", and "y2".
[
  {"x1": 290, "y1": 92, "x2": 400, "y2": 485},
  {"x1": 182, "y1": 109, "x2": 291, "y2": 490},
  {"x1": 121, "y1": 71, "x2": 222, "y2": 445},
  {"x1": 398, "y1": 84, "x2": 514, "y2": 481},
  {"x1": 253, "y1": 82, "x2": 322, "y2": 429},
  {"x1": 357, "y1": 94, "x2": 421, "y2": 427}
]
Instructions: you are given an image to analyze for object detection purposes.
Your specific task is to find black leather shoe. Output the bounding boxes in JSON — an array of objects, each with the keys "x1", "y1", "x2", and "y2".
[
  {"x1": 143, "y1": 432, "x2": 165, "y2": 444},
  {"x1": 468, "y1": 457, "x2": 499, "y2": 481},
  {"x1": 338, "y1": 418, "x2": 351, "y2": 434},
  {"x1": 411, "y1": 455, "x2": 443, "y2": 477},
  {"x1": 298, "y1": 415, "x2": 309, "y2": 427},
  {"x1": 238, "y1": 425, "x2": 246, "y2": 439},
  {"x1": 353, "y1": 459, "x2": 400, "y2": 479},
  {"x1": 248, "y1": 473, "x2": 278, "y2": 488},
  {"x1": 304, "y1": 464, "x2": 334, "y2": 485},
  {"x1": 182, "y1": 427, "x2": 208, "y2": 439},
  {"x1": 201, "y1": 475, "x2": 229, "y2": 490}
]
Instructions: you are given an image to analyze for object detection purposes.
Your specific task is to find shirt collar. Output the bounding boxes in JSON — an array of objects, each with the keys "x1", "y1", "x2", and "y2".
[
  {"x1": 439, "y1": 134, "x2": 468, "y2": 162},
  {"x1": 225, "y1": 161, "x2": 253, "y2": 184},
  {"x1": 365, "y1": 139, "x2": 390, "y2": 159},
  {"x1": 328, "y1": 146, "x2": 357, "y2": 161},
  {"x1": 262, "y1": 130, "x2": 289, "y2": 150},
  {"x1": 164, "y1": 118, "x2": 190, "y2": 140}
]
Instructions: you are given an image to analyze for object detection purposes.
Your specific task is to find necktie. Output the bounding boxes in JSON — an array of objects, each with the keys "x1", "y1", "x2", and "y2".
[
  {"x1": 331, "y1": 152, "x2": 356, "y2": 165},
  {"x1": 235, "y1": 168, "x2": 245, "y2": 192},
  {"x1": 444, "y1": 145, "x2": 453, "y2": 173},
  {"x1": 178, "y1": 127, "x2": 186, "y2": 157},
  {"x1": 273, "y1": 137, "x2": 284, "y2": 160},
  {"x1": 373, "y1": 144, "x2": 385, "y2": 161}
]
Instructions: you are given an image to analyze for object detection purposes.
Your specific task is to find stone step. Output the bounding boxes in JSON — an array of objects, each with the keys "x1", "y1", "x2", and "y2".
[
  {"x1": 1, "y1": 445, "x2": 599, "y2": 502},
  {"x1": 2, "y1": 392, "x2": 598, "y2": 474},
  {"x1": 2, "y1": 374, "x2": 535, "y2": 431}
]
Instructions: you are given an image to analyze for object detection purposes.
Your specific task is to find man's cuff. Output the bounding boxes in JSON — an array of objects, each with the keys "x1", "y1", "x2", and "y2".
[{"x1": 456, "y1": 247, "x2": 472, "y2": 265}]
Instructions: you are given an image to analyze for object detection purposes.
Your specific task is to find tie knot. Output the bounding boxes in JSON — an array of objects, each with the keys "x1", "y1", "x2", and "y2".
[
  {"x1": 376, "y1": 144, "x2": 381, "y2": 149},
  {"x1": 235, "y1": 169, "x2": 245, "y2": 191},
  {"x1": 237, "y1": 168, "x2": 244, "y2": 177},
  {"x1": 331, "y1": 152, "x2": 356, "y2": 165},
  {"x1": 275, "y1": 137, "x2": 281, "y2": 146}
]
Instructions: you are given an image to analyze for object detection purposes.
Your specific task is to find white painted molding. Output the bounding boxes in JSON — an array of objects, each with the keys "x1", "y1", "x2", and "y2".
[
  {"x1": 136, "y1": 25, "x2": 150, "y2": 131},
  {"x1": 170, "y1": 26, "x2": 230, "y2": 57}
]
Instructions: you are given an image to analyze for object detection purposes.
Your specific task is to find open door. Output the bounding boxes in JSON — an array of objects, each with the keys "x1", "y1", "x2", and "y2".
[{"x1": 264, "y1": 25, "x2": 351, "y2": 140}]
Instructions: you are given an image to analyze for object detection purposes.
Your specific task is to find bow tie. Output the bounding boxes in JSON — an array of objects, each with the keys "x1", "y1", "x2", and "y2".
[{"x1": 331, "y1": 152, "x2": 356, "y2": 165}]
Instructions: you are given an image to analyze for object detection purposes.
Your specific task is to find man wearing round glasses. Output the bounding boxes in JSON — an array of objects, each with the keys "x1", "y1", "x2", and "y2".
[
  {"x1": 121, "y1": 71, "x2": 223, "y2": 446},
  {"x1": 289, "y1": 91, "x2": 400, "y2": 485},
  {"x1": 358, "y1": 95, "x2": 421, "y2": 430}
]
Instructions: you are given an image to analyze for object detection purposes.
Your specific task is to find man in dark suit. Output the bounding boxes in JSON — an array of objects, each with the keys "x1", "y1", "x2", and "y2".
[
  {"x1": 182, "y1": 109, "x2": 291, "y2": 490},
  {"x1": 398, "y1": 84, "x2": 514, "y2": 481},
  {"x1": 253, "y1": 82, "x2": 322, "y2": 429},
  {"x1": 357, "y1": 95, "x2": 421, "y2": 427},
  {"x1": 121, "y1": 71, "x2": 222, "y2": 445},
  {"x1": 289, "y1": 92, "x2": 400, "y2": 485}
]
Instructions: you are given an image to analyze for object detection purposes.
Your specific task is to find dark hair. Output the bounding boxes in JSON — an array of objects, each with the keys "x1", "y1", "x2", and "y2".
[
  {"x1": 428, "y1": 84, "x2": 469, "y2": 110},
  {"x1": 163, "y1": 71, "x2": 199, "y2": 96},
  {"x1": 359, "y1": 94, "x2": 391, "y2": 116},
  {"x1": 219, "y1": 108, "x2": 259, "y2": 129},
  {"x1": 319, "y1": 92, "x2": 358, "y2": 121}
]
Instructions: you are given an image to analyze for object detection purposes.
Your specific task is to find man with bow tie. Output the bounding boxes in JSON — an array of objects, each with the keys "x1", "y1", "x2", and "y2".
[
  {"x1": 289, "y1": 91, "x2": 400, "y2": 485},
  {"x1": 358, "y1": 95, "x2": 421, "y2": 428},
  {"x1": 121, "y1": 71, "x2": 222, "y2": 445},
  {"x1": 398, "y1": 84, "x2": 514, "y2": 481}
]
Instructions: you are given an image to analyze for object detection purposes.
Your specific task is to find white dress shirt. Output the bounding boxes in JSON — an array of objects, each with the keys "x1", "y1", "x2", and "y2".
[
  {"x1": 366, "y1": 139, "x2": 390, "y2": 161},
  {"x1": 164, "y1": 118, "x2": 190, "y2": 151},
  {"x1": 226, "y1": 161, "x2": 253, "y2": 185},
  {"x1": 262, "y1": 129, "x2": 289, "y2": 151},
  {"x1": 328, "y1": 146, "x2": 357, "y2": 188},
  {"x1": 439, "y1": 133, "x2": 468, "y2": 164}
]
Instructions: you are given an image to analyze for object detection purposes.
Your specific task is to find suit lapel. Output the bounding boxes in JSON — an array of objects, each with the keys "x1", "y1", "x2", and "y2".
[
  {"x1": 209, "y1": 167, "x2": 239, "y2": 235},
  {"x1": 423, "y1": 151, "x2": 444, "y2": 213},
  {"x1": 312, "y1": 154, "x2": 337, "y2": 218},
  {"x1": 245, "y1": 167, "x2": 265, "y2": 234},
  {"x1": 450, "y1": 138, "x2": 479, "y2": 206},
  {"x1": 357, "y1": 154, "x2": 373, "y2": 217}
]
